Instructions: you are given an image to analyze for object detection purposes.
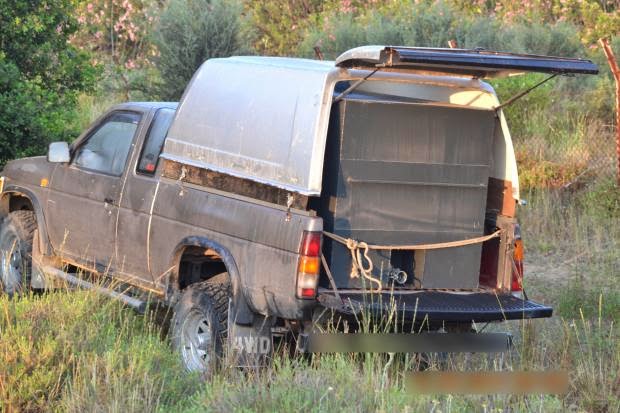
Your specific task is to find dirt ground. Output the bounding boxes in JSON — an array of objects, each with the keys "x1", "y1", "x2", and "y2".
[{"x1": 525, "y1": 253, "x2": 583, "y2": 284}]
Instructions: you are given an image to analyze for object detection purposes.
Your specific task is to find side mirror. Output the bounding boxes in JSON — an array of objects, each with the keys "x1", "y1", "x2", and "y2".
[{"x1": 47, "y1": 142, "x2": 70, "y2": 163}]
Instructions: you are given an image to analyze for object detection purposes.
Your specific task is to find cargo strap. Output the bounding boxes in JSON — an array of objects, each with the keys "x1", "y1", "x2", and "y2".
[{"x1": 322, "y1": 229, "x2": 502, "y2": 293}]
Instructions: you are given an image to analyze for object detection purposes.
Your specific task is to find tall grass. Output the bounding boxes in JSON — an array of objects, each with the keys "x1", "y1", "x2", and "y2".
[
  {"x1": 518, "y1": 184, "x2": 620, "y2": 326},
  {"x1": 4, "y1": 295, "x2": 612, "y2": 412},
  {"x1": 1, "y1": 187, "x2": 618, "y2": 412},
  {"x1": 0, "y1": 290, "x2": 199, "y2": 412}
]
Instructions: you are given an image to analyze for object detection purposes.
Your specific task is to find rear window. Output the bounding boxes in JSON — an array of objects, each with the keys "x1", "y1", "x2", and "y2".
[{"x1": 137, "y1": 108, "x2": 175, "y2": 174}]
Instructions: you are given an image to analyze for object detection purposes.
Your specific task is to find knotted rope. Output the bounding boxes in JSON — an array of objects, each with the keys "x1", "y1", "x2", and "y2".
[{"x1": 323, "y1": 229, "x2": 502, "y2": 293}]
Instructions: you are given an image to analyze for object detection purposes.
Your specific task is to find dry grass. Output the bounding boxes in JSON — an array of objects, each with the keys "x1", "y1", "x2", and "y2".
[{"x1": 514, "y1": 116, "x2": 616, "y2": 191}]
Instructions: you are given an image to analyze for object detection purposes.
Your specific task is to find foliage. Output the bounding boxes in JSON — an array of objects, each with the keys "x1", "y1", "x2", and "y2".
[
  {"x1": 1, "y1": 264, "x2": 618, "y2": 411},
  {"x1": 244, "y1": 0, "x2": 325, "y2": 56},
  {"x1": 152, "y1": 0, "x2": 244, "y2": 100},
  {"x1": 70, "y1": 0, "x2": 164, "y2": 99},
  {"x1": 577, "y1": 177, "x2": 620, "y2": 219},
  {"x1": 0, "y1": 1, "x2": 97, "y2": 166},
  {"x1": 450, "y1": 0, "x2": 619, "y2": 46},
  {"x1": 519, "y1": 187, "x2": 619, "y2": 324},
  {"x1": 0, "y1": 291, "x2": 198, "y2": 412},
  {"x1": 299, "y1": 1, "x2": 587, "y2": 59}
]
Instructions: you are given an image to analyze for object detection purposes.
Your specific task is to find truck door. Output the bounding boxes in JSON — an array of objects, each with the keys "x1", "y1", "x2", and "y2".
[
  {"x1": 46, "y1": 110, "x2": 143, "y2": 271},
  {"x1": 114, "y1": 107, "x2": 175, "y2": 290}
]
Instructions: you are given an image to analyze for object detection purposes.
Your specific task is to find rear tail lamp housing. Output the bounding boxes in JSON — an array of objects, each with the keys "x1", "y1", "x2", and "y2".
[
  {"x1": 511, "y1": 224, "x2": 524, "y2": 292},
  {"x1": 297, "y1": 231, "x2": 322, "y2": 299}
]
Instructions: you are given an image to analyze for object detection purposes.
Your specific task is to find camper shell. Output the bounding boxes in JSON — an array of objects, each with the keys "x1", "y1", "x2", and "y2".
[{"x1": 162, "y1": 46, "x2": 595, "y2": 295}]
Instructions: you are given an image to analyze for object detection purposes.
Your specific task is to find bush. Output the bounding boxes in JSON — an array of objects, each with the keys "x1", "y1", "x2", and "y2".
[
  {"x1": 244, "y1": 0, "x2": 325, "y2": 56},
  {"x1": 577, "y1": 178, "x2": 620, "y2": 220},
  {"x1": 299, "y1": 2, "x2": 460, "y2": 59},
  {"x1": 153, "y1": 0, "x2": 244, "y2": 100},
  {"x1": 0, "y1": 1, "x2": 97, "y2": 166},
  {"x1": 299, "y1": 1, "x2": 587, "y2": 60}
]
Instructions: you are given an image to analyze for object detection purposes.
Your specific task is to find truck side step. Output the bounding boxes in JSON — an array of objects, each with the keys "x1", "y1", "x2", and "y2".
[{"x1": 40, "y1": 265, "x2": 147, "y2": 313}]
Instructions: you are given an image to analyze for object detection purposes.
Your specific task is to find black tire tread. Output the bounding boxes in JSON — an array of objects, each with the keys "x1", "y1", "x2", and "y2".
[
  {"x1": 171, "y1": 272, "x2": 231, "y2": 373},
  {"x1": 0, "y1": 210, "x2": 36, "y2": 293},
  {"x1": 194, "y1": 276, "x2": 230, "y2": 339},
  {"x1": 8, "y1": 210, "x2": 37, "y2": 245}
]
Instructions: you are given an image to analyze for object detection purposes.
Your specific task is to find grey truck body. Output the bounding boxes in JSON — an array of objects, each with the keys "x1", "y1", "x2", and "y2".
[{"x1": 0, "y1": 47, "x2": 598, "y2": 327}]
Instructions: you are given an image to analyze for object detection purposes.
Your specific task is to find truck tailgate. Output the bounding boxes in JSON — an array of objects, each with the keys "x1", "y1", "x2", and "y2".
[{"x1": 317, "y1": 289, "x2": 552, "y2": 322}]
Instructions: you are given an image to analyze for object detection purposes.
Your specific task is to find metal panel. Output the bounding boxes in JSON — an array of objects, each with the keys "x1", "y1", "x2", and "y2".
[
  {"x1": 162, "y1": 57, "x2": 337, "y2": 195},
  {"x1": 317, "y1": 94, "x2": 495, "y2": 289},
  {"x1": 317, "y1": 289, "x2": 553, "y2": 322},
  {"x1": 336, "y1": 46, "x2": 599, "y2": 77}
]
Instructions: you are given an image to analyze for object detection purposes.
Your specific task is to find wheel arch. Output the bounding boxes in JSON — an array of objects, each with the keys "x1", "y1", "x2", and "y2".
[
  {"x1": 169, "y1": 236, "x2": 254, "y2": 325},
  {"x1": 0, "y1": 185, "x2": 52, "y2": 255}
]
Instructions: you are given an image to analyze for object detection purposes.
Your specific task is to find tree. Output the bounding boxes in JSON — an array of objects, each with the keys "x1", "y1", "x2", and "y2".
[
  {"x1": 0, "y1": 1, "x2": 97, "y2": 165},
  {"x1": 153, "y1": 0, "x2": 244, "y2": 100}
]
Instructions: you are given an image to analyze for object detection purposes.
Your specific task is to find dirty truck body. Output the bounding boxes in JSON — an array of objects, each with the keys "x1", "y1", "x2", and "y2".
[{"x1": 0, "y1": 47, "x2": 598, "y2": 369}]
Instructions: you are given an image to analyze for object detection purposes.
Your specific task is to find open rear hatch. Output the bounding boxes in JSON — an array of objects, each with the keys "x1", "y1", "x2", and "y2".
[
  {"x1": 311, "y1": 46, "x2": 592, "y2": 320},
  {"x1": 335, "y1": 46, "x2": 599, "y2": 77}
]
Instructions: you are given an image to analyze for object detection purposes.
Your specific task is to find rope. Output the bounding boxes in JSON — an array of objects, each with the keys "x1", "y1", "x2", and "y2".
[{"x1": 323, "y1": 229, "x2": 502, "y2": 294}]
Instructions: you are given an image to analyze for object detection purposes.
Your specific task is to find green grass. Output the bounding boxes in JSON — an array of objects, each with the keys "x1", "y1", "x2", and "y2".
[
  {"x1": 1, "y1": 290, "x2": 617, "y2": 412},
  {"x1": 1, "y1": 186, "x2": 618, "y2": 412},
  {"x1": 0, "y1": 291, "x2": 199, "y2": 412}
]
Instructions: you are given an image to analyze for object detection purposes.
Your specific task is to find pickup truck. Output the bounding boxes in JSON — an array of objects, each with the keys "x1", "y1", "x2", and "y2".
[{"x1": 0, "y1": 46, "x2": 598, "y2": 373}]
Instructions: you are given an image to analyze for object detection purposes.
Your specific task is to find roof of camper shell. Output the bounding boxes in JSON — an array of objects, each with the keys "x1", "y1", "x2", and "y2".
[{"x1": 162, "y1": 56, "x2": 339, "y2": 195}]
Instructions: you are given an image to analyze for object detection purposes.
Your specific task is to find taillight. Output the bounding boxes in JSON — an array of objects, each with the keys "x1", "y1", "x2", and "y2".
[
  {"x1": 511, "y1": 224, "x2": 524, "y2": 292},
  {"x1": 297, "y1": 231, "x2": 322, "y2": 299}
]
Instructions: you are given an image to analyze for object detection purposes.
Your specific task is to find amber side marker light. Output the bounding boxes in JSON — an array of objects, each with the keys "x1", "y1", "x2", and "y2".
[
  {"x1": 297, "y1": 231, "x2": 322, "y2": 299},
  {"x1": 512, "y1": 224, "x2": 524, "y2": 292}
]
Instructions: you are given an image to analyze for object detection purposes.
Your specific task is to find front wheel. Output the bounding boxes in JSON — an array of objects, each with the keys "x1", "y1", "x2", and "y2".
[
  {"x1": 171, "y1": 273, "x2": 230, "y2": 375},
  {"x1": 0, "y1": 211, "x2": 36, "y2": 296}
]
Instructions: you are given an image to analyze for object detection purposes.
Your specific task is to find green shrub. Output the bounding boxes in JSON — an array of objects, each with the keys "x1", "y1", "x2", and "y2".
[
  {"x1": 244, "y1": 0, "x2": 325, "y2": 56},
  {"x1": 299, "y1": 1, "x2": 460, "y2": 58},
  {"x1": 577, "y1": 178, "x2": 620, "y2": 220},
  {"x1": 0, "y1": 1, "x2": 97, "y2": 166},
  {"x1": 503, "y1": 21, "x2": 583, "y2": 57},
  {"x1": 153, "y1": 0, "x2": 245, "y2": 101}
]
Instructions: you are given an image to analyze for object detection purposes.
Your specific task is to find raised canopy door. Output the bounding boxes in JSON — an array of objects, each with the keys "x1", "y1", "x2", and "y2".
[{"x1": 335, "y1": 46, "x2": 599, "y2": 78}]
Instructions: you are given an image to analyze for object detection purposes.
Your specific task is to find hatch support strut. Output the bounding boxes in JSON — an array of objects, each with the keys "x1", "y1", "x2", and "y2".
[
  {"x1": 334, "y1": 68, "x2": 380, "y2": 103},
  {"x1": 493, "y1": 74, "x2": 557, "y2": 113}
]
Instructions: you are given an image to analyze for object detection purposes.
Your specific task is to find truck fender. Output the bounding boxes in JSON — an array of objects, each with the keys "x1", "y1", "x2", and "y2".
[
  {"x1": 170, "y1": 236, "x2": 254, "y2": 325},
  {"x1": 1, "y1": 185, "x2": 52, "y2": 256}
]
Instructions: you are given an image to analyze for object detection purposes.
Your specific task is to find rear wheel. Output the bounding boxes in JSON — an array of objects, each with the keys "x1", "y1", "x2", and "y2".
[
  {"x1": 0, "y1": 211, "x2": 36, "y2": 296},
  {"x1": 171, "y1": 273, "x2": 230, "y2": 375}
]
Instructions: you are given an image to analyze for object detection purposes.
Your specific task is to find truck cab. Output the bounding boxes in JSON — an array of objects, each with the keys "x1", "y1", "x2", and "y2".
[{"x1": 0, "y1": 46, "x2": 598, "y2": 374}]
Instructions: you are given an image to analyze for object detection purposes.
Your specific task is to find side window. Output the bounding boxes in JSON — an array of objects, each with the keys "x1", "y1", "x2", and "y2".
[
  {"x1": 137, "y1": 108, "x2": 175, "y2": 175},
  {"x1": 73, "y1": 111, "x2": 141, "y2": 176}
]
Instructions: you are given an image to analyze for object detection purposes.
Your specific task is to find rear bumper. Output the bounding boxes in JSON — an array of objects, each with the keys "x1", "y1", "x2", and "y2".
[{"x1": 317, "y1": 289, "x2": 552, "y2": 323}]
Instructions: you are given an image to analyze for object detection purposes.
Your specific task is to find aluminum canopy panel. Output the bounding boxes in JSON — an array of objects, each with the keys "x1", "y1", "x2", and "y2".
[
  {"x1": 162, "y1": 57, "x2": 336, "y2": 195},
  {"x1": 336, "y1": 46, "x2": 599, "y2": 77}
]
